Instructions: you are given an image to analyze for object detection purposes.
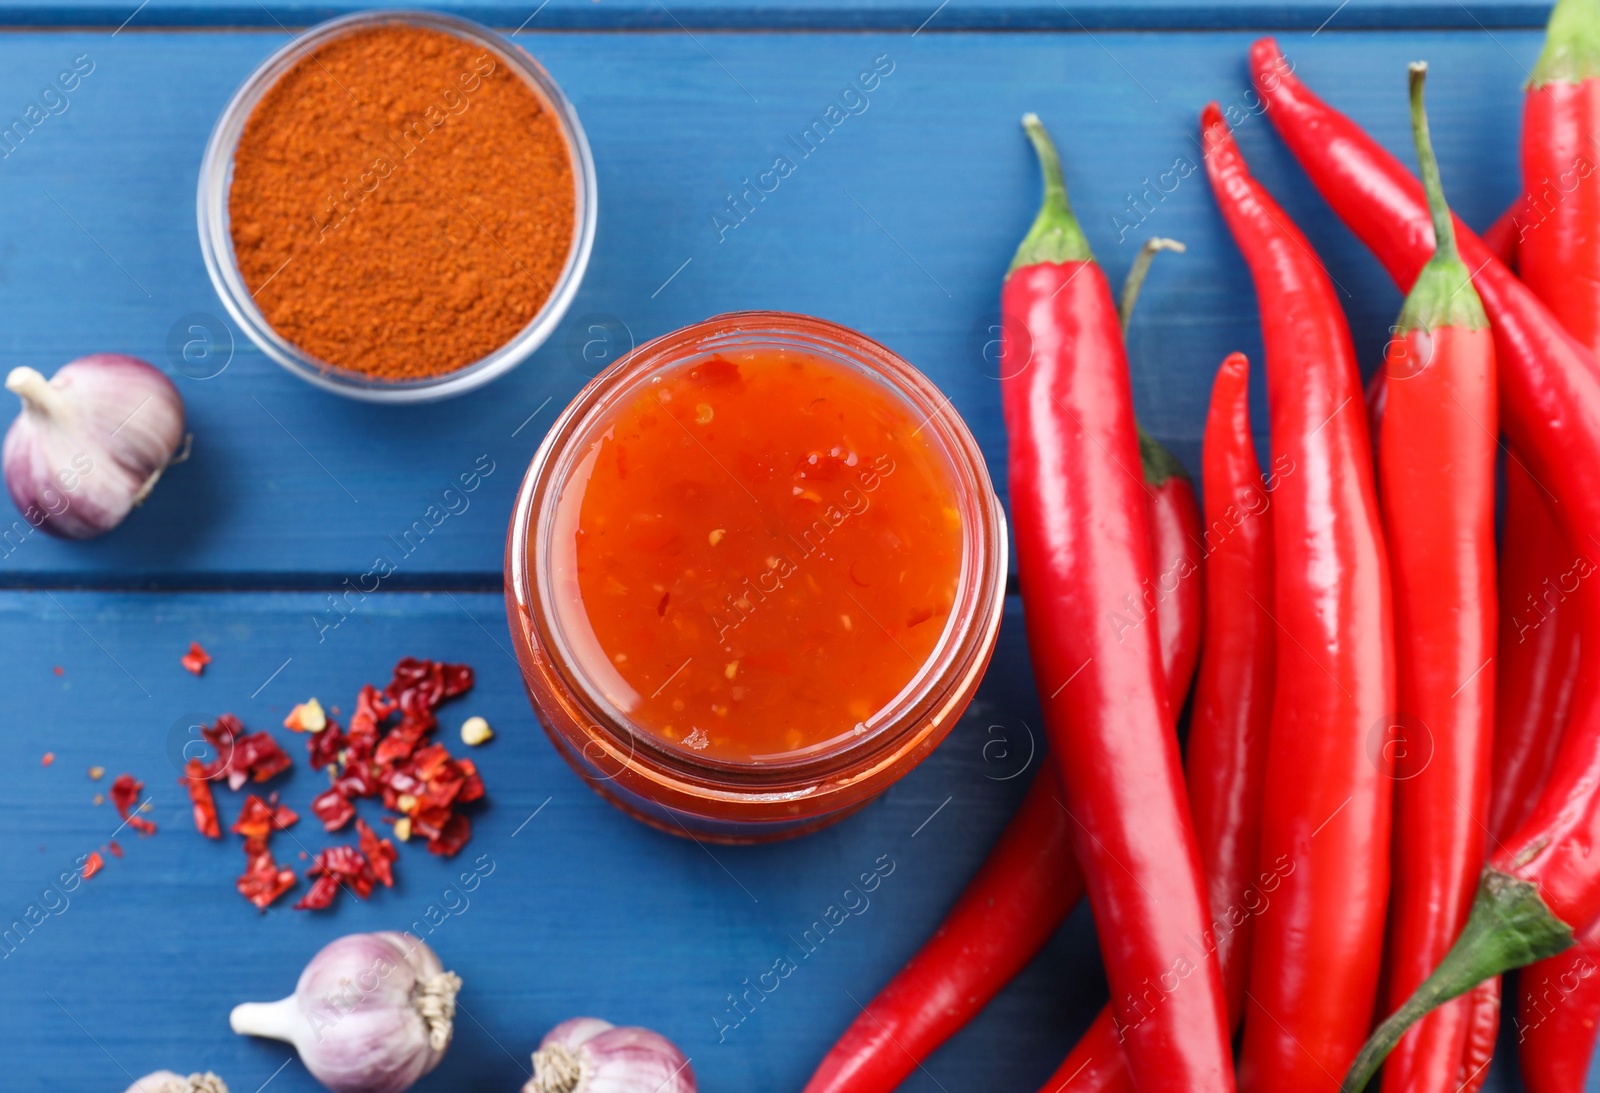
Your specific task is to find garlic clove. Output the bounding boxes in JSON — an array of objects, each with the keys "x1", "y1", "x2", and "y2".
[
  {"x1": 3, "y1": 354, "x2": 186, "y2": 539},
  {"x1": 527, "y1": 1017, "x2": 696, "y2": 1093},
  {"x1": 230, "y1": 932, "x2": 460, "y2": 1093},
  {"x1": 124, "y1": 1073, "x2": 229, "y2": 1093}
]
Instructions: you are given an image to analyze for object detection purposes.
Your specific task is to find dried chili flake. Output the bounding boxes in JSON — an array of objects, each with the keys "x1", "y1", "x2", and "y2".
[
  {"x1": 40, "y1": 752, "x2": 53, "y2": 767},
  {"x1": 109, "y1": 774, "x2": 143, "y2": 817},
  {"x1": 293, "y1": 873, "x2": 340, "y2": 911},
  {"x1": 127, "y1": 815, "x2": 158, "y2": 837},
  {"x1": 356, "y1": 818, "x2": 397, "y2": 888},
  {"x1": 427, "y1": 813, "x2": 471, "y2": 857},
  {"x1": 183, "y1": 759, "x2": 222, "y2": 839},
  {"x1": 310, "y1": 787, "x2": 355, "y2": 832},
  {"x1": 232, "y1": 794, "x2": 298, "y2": 840},
  {"x1": 225, "y1": 732, "x2": 292, "y2": 791},
  {"x1": 81, "y1": 851, "x2": 104, "y2": 879},
  {"x1": 52, "y1": 666, "x2": 63, "y2": 676},
  {"x1": 181, "y1": 641, "x2": 211, "y2": 676},
  {"x1": 307, "y1": 718, "x2": 347, "y2": 770},
  {"x1": 294, "y1": 844, "x2": 378, "y2": 909},
  {"x1": 238, "y1": 847, "x2": 297, "y2": 911},
  {"x1": 108, "y1": 840, "x2": 122, "y2": 858}
]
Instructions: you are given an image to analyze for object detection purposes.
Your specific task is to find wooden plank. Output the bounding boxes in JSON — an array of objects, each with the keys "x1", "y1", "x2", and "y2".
[
  {"x1": 0, "y1": 0, "x2": 1563, "y2": 32},
  {"x1": 0, "y1": 28, "x2": 1530, "y2": 585}
]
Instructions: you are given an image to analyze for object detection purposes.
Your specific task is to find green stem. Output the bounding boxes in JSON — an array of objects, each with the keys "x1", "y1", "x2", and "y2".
[
  {"x1": 1137, "y1": 426, "x2": 1188, "y2": 487},
  {"x1": 1341, "y1": 869, "x2": 1575, "y2": 1093},
  {"x1": 1118, "y1": 237, "x2": 1186, "y2": 337},
  {"x1": 1396, "y1": 64, "x2": 1487, "y2": 334},
  {"x1": 1532, "y1": 0, "x2": 1600, "y2": 87},
  {"x1": 1410, "y1": 63, "x2": 1457, "y2": 266},
  {"x1": 1008, "y1": 113, "x2": 1092, "y2": 275}
]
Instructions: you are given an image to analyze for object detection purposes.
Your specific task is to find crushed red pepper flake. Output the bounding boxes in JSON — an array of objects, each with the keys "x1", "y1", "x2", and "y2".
[
  {"x1": 40, "y1": 752, "x2": 53, "y2": 767},
  {"x1": 183, "y1": 759, "x2": 223, "y2": 839},
  {"x1": 127, "y1": 815, "x2": 158, "y2": 837},
  {"x1": 356, "y1": 818, "x2": 396, "y2": 888},
  {"x1": 81, "y1": 851, "x2": 103, "y2": 879},
  {"x1": 233, "y1": 794, "x2": 298, "y2": 840},
  {"x1": 181, "y1": 641, "x2": 211, "y2": 676},
  {"x1": 108, "y1": 840, "x2": 123, "y2": 858},
  {"x1": 310, "y1": 787, "x2": 355, "y2": 832},
  {"x1": 238, "y1": 846, "x2": 297, "y2": 911},
  {"x1": 175, "y1": 657, "x2": 485, "y2": 911},
  {"x1": 110, "y1": 773, "x2": 142, "y2": 816}
]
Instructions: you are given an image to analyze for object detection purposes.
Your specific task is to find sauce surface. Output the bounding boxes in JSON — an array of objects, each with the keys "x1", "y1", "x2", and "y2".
[{"x1": 549, "y1": 348, "x2": 964, "y2": 763}]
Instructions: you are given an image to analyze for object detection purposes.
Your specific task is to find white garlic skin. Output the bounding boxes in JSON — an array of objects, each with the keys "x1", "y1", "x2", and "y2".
[
  {"x1": 525, "y1": 1017, "x2": 696, "y2": 1093},
  {"x1": 124, "y1": 1073, "x2": 228, "y2": 1093},
  {"x1": 3, "y1": 354, "x2": 185, "y2": 539},
  {"x1": 230, "y1": 932, "x2": 459, "y2": 1093}
]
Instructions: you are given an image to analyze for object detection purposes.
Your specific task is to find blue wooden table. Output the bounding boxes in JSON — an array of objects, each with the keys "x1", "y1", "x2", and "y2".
[{"x1": 0, "y1": 5, "x2": 1565, "y2": 1091}]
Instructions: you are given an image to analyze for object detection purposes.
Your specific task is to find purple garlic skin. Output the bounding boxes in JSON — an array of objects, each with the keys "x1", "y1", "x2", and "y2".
[
  {"x1": 3, "y1": 354, "x2": 185, "y2": 539},
  {"x1": 230, "y1": 931, "x2": 460, "y2": 1093},
  {"x1": 526, "y1": 1018, "x2": 696, "y2": 1093}
]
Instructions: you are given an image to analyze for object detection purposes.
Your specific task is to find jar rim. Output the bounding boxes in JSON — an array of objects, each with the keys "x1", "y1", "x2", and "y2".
[
  {"x1": 506, "y1": 311, "x2": 1008, "y2": 796},
  {"x1": 195, "y1": 9, "x2": 597, "y2": 403}
]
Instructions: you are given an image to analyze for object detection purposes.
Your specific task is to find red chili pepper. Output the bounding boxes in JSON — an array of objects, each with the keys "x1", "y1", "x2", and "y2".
[
  {"x1": 1481, "y1": 203, "x2": 1522, "y2": 266},
  {"x1": 1451, "y1": 149, "x2": 1544, "y2": 1093},
  {"x1": 803, "y1": 371, "x2": 1205, "y2": 1093},
  {"x1": 1245, "y1": 39, "x2": 1597, "y2": 1090},
  {"x1": 1140, "y1": 436, "x2": 1202, "y2": 703},
  {"x1": 1504, "y1": 10, "x2": 1600, "y2": 1089},
  {"x1": 1001, "y1": 112, "x2": 1232, "y2": 1092},
  {"x1": 1518, "y1": 921, "x2": 1600, "y2": 1093},
  {"x1": 1119, "y1": 238, "x2": 1206, "y2": 706},
  {"x1": 801, "y1": 770, "x2": 1081, "y2": 1093},
  {"x1": 1202, "y1": 101, "x2": 1396, "y2": 1091},
  {"x1": 1518, "y1": 0, "x2": 1600, "y2": 358},
  {"x1": 1038, "y1": 351, "x2": 1277, "y2": 1093},
  {"x1": 1371, "y1": 65, "x2": 1499, "y2": 1093}
]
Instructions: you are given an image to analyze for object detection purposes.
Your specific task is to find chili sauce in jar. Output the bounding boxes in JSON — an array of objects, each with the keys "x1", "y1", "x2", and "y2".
[{"x1": 506, "y1": 313, "x2": 1007, "y2": 841}]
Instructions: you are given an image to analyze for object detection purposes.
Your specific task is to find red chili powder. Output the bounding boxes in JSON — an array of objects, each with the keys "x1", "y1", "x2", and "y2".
[{"x1": 228, "y1": 23, "x2": 576, "y2": 381}]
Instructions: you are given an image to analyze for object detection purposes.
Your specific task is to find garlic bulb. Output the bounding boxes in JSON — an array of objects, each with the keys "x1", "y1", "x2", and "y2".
[
  {"x1": 525, "y1": 1018, "x2": 696, "y2": 1093},
  {"x1": 230, "y1": 932, "x2": 461, "y2": 1093},
  {"x1": 3, "y1": 354, "x2": 186, "y2": 539},
  {"x1": 124, "y1": 1074, "x2": 228, "y2": 1093}
]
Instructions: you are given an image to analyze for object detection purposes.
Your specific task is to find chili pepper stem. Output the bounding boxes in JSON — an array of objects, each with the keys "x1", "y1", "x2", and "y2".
[
  {"x1": 1119, "y1": 237, "x2": 1187, "y2": 335},
  {"x1": 1531, "y1": 0, "x2": 1600, "y2": 87},
  {"x1": 1341, "y1": 869, "x2": 1575, "y2": 1092},
  {"x1": 1008, "y1": 114, "x2": 1092, "y2": 273},
  {"x1": 1398, "y1": 63, "x2": 1487, "y2": 334},
  {"x1": 1137, "y1": 427, "x2": 1187, "y2": 487},
  {"x1": 1118, "y1": 236, "x2": 1191, "y2": 488}
]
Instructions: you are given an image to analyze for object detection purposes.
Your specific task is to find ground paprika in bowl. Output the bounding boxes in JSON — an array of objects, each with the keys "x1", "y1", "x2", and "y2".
[{"x1": 198, "y1": 10, "x2": 596, "y2": 402}]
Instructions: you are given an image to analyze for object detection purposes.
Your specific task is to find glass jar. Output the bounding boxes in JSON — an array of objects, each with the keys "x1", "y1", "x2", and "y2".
[{"x1": 505, "y1": 312, "x2": 1007, "y2": 842}]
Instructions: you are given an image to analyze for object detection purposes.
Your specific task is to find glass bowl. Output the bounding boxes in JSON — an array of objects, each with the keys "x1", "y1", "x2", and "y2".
[
  {"x1": 196, "y1": 9, "x2": 597, "y2": 402},
  {"x1": 504, "y1": 311, "x2": 1009, "y2": 842}
]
